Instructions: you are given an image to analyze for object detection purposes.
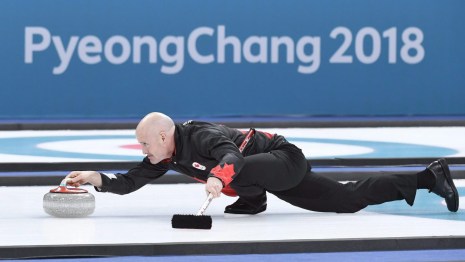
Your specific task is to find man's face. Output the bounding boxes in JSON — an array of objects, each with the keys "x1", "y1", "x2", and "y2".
[{"x1": 136, "y1": 129, "x2": 167, "y2": 164}]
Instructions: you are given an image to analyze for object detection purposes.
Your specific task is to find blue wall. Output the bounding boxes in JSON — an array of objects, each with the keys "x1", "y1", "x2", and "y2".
[{"x1": 0, "y1": 0, "x2": 464, "y2": 119}]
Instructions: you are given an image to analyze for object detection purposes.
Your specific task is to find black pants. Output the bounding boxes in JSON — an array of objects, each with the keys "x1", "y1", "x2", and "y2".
[{"x1": 230, "y1": 143, "x2": 417, "y2": 213}]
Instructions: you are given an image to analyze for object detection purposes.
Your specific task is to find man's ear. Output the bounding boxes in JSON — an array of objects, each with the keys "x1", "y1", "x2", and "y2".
[{"x1": 160, "y1": 131, "x2": 166, "y2": 142}]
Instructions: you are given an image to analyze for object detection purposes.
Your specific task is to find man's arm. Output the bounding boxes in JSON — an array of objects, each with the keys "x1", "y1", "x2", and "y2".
[
  {"x1": 66, "y1": 157, "x2": 168, "y2": 195},
  {"x1": 195, "y1": 130, "x2": 246, "y2": 197}
]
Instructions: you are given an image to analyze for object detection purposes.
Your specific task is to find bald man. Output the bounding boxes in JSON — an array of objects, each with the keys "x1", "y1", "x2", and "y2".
[{"x1": 66, "y1": 112, "x2": 459, "y2": 214}]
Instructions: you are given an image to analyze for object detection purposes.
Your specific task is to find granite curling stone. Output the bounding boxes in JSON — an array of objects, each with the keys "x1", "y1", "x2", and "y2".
[{"x1": 43, "y1": 179, "x2": 95, "y2": 218}]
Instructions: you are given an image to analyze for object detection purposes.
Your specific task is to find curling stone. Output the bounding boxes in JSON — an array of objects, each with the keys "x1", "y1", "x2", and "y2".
[{"x1": 43, "y1": 178, "x2": 95, "y2": 218}]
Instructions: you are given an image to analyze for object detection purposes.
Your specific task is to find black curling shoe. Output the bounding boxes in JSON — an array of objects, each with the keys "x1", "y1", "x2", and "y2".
[
  {"x1": 427, "y1": 158, "x2": 459, "y2": 212},
  {"x1": 224, "y1": 197, "x2": 267, "y2": 215}
]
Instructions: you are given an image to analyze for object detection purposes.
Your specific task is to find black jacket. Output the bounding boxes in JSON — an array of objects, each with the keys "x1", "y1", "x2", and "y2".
[{"x1": 97, "y1": 120, "x2": 287, "y2": 195}]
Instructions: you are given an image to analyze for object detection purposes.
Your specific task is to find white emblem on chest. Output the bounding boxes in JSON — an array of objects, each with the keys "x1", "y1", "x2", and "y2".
[{"x1": 192, "y1": 162, "x2": 206, "y2": 170}]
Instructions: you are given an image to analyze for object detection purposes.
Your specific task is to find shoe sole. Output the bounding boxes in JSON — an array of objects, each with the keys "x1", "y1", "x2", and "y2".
[
  {"x1": 224, "y1": 213, "x2": 262, "y2": 218},
  {"x1": 224, "y1": 205, "x2": 267, "y2": 215},
  {"x1": 439, "y1": 159, "x2": 459, "y2": 212}
]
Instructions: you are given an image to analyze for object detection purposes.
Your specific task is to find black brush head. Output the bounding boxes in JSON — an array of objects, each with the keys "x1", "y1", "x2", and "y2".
[{"x1": 171, "y1": 214, "x2": 212, "y2": 229}]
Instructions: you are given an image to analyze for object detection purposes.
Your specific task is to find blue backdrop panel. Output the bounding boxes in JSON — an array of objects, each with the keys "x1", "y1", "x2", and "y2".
[{"x1": 0, "y1": 0, "x2": 464, "y2": 119}]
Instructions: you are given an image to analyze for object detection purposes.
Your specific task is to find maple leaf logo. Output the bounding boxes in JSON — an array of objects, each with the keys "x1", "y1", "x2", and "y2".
[{"x1": 210, "y1": 163, "x2": 235, "y2": 185}]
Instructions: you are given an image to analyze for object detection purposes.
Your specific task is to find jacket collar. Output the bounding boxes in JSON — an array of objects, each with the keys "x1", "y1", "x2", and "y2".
[{"x1": 171, "y1": 123, "x2": 183, "y2": 162}]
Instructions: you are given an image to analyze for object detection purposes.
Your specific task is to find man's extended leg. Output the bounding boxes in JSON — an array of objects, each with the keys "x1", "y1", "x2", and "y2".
[
  {"x1": 271, "y1": 171, "x2": 416, "y2": 213},
  {"x1": 272, "y1": 159, "x2": 458, "y2": 213}
]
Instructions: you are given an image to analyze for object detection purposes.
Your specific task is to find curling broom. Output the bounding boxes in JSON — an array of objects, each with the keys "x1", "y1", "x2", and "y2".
[
  {"x1": 171, "y1": 128, "x2": 255, "y2": 230},
  {"x1": 171, "y1": 193, "x2": 214, "y2": 229}
]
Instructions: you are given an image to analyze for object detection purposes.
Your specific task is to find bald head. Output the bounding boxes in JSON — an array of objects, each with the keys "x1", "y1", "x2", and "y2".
[
  {"x1": 136, "y1": 112, "x2": 174, "y2": 135},
  {"x1": 136, "y1": 112, "x2": 175, "y2": 164}
]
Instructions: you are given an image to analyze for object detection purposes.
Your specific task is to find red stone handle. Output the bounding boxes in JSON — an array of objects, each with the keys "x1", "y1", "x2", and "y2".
[{"x1": 49, "y1": 178, "x2": 88, "y2": 194}]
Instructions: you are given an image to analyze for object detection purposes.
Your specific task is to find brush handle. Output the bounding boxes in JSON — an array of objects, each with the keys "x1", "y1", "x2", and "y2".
[{"x1": 196, "y1": 193, "x2": 214, "y2": 216}]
